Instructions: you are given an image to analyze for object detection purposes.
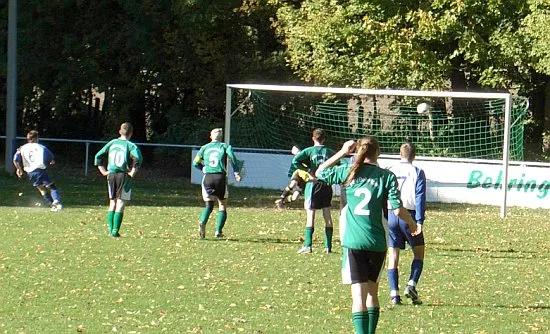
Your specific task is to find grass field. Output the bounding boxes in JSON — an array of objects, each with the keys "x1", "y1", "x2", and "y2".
[{"x1": 0, "y1": 173, "x2": 548, "y2": 333}]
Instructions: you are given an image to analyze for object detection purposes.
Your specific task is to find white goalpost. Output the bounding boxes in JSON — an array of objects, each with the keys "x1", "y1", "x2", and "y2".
[{"x1": 224, "y1": 84, "x2": 519, "y2": 218}]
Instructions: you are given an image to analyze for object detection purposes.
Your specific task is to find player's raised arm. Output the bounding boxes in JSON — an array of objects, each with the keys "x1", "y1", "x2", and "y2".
[{"x1": 316, "y1": 140, "x2": 356, "y2": 177}]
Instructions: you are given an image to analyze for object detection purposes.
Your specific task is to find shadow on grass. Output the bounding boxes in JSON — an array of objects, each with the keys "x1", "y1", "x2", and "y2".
[
  {"x1": 430, "y1": 245, "x2": 548, "y2": 258},
  {"x1": 420, "y1": 302, "x2": 550, "y2": 310},
  {"x1": 0, "y1": 174, "x2": 286, "y2": 208},
  {"x1": 199, "y1": 236, "x2": 301, "y2": 245}
]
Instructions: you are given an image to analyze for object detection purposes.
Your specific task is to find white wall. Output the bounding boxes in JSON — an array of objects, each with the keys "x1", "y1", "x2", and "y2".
[{"x1": 191, "y1": 150, "x2": 550, "y2": 209}]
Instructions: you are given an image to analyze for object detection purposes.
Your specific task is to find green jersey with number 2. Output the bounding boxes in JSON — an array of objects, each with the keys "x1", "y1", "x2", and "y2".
[{"x1": 317, "y1": 163, "x2": 402, "y2": 252}]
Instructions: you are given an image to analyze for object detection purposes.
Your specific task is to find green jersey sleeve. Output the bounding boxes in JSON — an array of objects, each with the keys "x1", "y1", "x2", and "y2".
[
  {"x1": 384, "y1": 170, "x2": 402, "y2": 210},
  {"x1": 289, "y1": 148, "x2": 310, "y2": 177},
  {"x1": 317, "y1": 164, "x2": 349, "y2": 185},
  {"x1": 193, "y1": 146, "x2": 206, "y2": 170},
  {"x1": 225, "y1": 145, "x2": 243, "y2": 173},
  {"x1": 128, "y1": 142, "x2": 143, "y2": 168},
  {"x1": 94, "y1": 140, "x2": 114, "y2": 166}
]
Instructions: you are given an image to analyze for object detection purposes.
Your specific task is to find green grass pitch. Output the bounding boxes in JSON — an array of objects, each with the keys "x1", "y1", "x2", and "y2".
[{"x1": 0, "y1": 173, "x2": 548, "y2": 333}]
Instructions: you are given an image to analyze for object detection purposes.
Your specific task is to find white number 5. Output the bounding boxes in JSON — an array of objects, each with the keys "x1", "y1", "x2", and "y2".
[
  {"x1": 208, "y1": 153, "x2": 219, "y2": 167},
  {"x1": 353, "y1": 188, "x2": 372, "y2": 216}
]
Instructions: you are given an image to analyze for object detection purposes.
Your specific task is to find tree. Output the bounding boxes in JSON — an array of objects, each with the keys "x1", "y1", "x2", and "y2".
[
  {"x1": 1, "y1": 0, "x2": 291, "y2": 146},
  {"x1": 272, "y1": 0, "x2": 550, "y2": 93}
]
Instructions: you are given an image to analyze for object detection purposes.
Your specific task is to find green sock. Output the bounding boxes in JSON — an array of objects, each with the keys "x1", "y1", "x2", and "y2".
[
  {"x1": 352, "y1": 311, "x2": 369, "y2": 334},
  {"x1": 216, "y1": 211, "x2": 227, "y2": 233},
  {"x1": 106, "y1": 211, "x2": 115, "y2": 234},
  {"x1": 304, "y1": 227, "x2": 314, "y2": 247},
  {"x1": 325, "y1": 226, "x2": 333, "y2": 250},
  {"x1": 112, "y1": 212, "x2": 124, "y2": 236},
  {"x1": 367, "y1": 307, "x2": 380, "y2": 334},
  {"x1": 200, "y1": 207, "x2": 213, "y2": 224}
]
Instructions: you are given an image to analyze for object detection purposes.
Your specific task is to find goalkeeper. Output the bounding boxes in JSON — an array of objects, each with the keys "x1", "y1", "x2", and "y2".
[
  {"x1": 275, "y1": 146, "x2": 310, "y2": 208},
  {"x1": 275, "y1": 168, "x2": 312, "y2": 208}
]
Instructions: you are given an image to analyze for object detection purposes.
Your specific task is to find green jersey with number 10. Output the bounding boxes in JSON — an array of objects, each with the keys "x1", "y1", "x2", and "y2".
[
  {"x1": 94, "y1": 138, "x2": 143, "y2": 173},
  {"x1": 317, "y1": 163, "x2": 402, "y2": 252}
]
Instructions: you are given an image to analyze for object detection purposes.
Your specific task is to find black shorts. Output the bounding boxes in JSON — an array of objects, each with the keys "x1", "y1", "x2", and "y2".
[
  {"x1": 201, "y1": 173, "x2": 227, "y2": 200},
  {"x1": 305, "y1": 180, "x2": 332, "y2": 209},
  {"x1": 342, "y1": 248, "x2": 387, "y2": 284},
  {"x1": 107, "y1": 172, "x2": 132, "y2": 201}
]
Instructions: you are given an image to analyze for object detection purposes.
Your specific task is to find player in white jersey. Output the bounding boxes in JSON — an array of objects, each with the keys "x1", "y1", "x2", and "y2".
[
  {"x1": 387, "y1": 142, "x2": 426, "y2": 305},
  {"x1": 13, "y1": 130, "x2": 63, "y2": 211}
]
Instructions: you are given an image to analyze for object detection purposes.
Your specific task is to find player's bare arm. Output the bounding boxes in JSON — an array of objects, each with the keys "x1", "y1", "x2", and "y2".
[
  {"x1": 97, "y1": 165, "x2": 109, "y2": 176},
  {"x1": 393, "y1": 206, "x2": 419, "y2": 236}
]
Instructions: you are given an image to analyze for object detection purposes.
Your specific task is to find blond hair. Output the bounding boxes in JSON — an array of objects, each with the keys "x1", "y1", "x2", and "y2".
[{"x1": 211, "y1": 128, "x2": 223, "y2": 141}]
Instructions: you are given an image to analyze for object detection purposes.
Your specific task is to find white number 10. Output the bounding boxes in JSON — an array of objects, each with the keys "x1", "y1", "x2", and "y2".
[{"x1": 109, "y1": 151, "x2": 126, "y2": 167}]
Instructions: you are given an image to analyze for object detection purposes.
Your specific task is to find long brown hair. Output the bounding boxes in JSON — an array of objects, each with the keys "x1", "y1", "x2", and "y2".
[{"x1": 345, "y1": 136, "x2": 380, "y2": 185}]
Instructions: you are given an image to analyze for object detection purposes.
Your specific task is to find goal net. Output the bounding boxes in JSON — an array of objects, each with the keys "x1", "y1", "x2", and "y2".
[
  {"x1": 223, "y1": 84, "x2": 529, "y2": 215},
  {"x1": 226, "y1": 84, "x2": 528, "y2": 157}
]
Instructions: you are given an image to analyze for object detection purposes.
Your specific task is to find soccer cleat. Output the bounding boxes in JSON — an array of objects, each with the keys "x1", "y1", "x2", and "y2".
[
  {"x1": 198, "y1": 224, "x2": 206, "y2": 240},
  {"x1": 275, "y1": 199, "x2": 284, "y2": 209},
  {"x1": 215, "y1": 231, "x2": 224, "y2": 238},
  {"x1": 110, "y1": 232, "x2": 121, "y2": 238},
  {"x1": 404, "y1": 285, "x2": 422, "y2": 305},
  {"x1": 391, "y1": 295, "x2": 402, "y2": 305},
  {"x1": 296, "y1": 246, "x2": 312, "y2": 254},
  {"x1": 53, "y1": 201, "x2": 63, "y2": 211},
  {"x1": 323, "y1": 248, "x2": 332, "y2": 254}
]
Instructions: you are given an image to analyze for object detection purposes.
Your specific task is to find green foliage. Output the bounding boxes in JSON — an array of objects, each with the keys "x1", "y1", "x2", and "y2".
[
  {"x1": 0, "y1": 174, "x2": 549, "y2": 333},
  {"x1": 273, "y1": 0, "x2": 549, "y2": 93},
  {"x1": 521, "y1": 0, "x2": 550, "y2": 74}
]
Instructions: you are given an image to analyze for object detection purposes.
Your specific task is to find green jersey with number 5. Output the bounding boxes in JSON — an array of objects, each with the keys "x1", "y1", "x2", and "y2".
[
  {"x1": 317, "y1": 163, "x2": 402, "y2": 252},
  {"x1": 94, "y1": 138, "x2": 143, "y2": 173},
  {"x1": 193, "y1": 142, "x2": 242, "y2": 174}
]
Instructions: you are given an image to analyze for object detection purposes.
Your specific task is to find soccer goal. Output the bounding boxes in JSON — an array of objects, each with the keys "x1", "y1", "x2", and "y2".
[{"x1": 224, "y1": 84, "x2": 529, "y2": 218}]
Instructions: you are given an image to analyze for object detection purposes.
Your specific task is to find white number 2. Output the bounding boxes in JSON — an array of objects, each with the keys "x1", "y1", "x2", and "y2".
[{"x1": 353, "y1": 188, "x2": 372, "y2": 216}]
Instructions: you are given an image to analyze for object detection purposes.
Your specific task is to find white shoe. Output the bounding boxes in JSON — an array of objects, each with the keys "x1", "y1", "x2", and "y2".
[
  {"x1": 296, "y1": 246, "x2": 312, "y2": 254},
  {"x1": 52, "y1": 201, "x2": 63, "y2": 211}
]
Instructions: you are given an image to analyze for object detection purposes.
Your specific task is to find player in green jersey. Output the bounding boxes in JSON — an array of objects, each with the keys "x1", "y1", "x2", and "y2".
[
  {"x1": 316, "y1": 137, "x2": 418, "y2": 334},
  {"x1": 193, "y1": 128, "x2": 243, "y2": 239},
  {"x1": 290, "y1": 128, "x2": 337, "y2": 254},
  {"x1": 94, "y1": 122, "x2": 143, "y2": 237}
]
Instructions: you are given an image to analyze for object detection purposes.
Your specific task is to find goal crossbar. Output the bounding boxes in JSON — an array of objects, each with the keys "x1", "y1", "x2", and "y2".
[{"x1": 225, "y1": 84, "x2": 513, "y2": 218}]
